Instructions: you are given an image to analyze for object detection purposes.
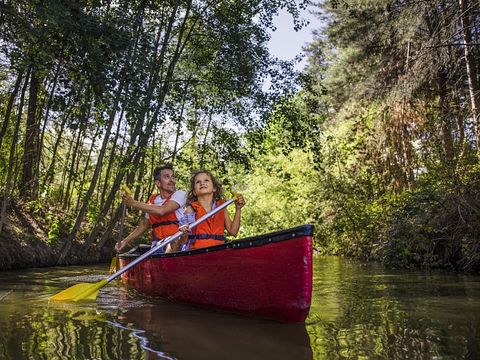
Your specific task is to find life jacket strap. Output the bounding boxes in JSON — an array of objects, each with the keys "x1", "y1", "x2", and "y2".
[
  {"x1": 188, "y1": 234, "x2": 225, "y2": 241},
  {"x1": 152, "y1": 220, "x2": 179, "y2": 229}
]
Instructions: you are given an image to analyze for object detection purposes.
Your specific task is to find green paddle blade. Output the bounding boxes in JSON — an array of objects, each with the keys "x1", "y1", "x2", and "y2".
[{"x1": 49, "y1": 279, "x2": 108, "y2": 302}]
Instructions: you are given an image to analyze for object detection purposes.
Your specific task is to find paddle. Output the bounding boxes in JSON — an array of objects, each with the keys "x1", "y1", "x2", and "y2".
[
  {"x1": 109, "y1": 185, "x2": 132, "y2": 274},
  {"x1": 49, "y1": 198, "x2": 235, "y2": 302}
]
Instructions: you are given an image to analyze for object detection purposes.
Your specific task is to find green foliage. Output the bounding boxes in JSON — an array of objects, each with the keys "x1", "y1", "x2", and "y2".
[
  {"x1": 239, "y1": 149, "x2": 319, "y2": 238},
  {"x1": 24, "y1": 200, "x2": 72, "y2": 246},
  {"x1": 47, "y1": 220, "x2": 61, "y2": 246},
  {"x1": 376, "y1": 165, "x2": 480, "y2": 271},
  {"x1": 46, "y1": 211, "x2": 73, "y2": 247},
  {"x1": 86, "y1": 201, "x2": 101, "y2": 225}
]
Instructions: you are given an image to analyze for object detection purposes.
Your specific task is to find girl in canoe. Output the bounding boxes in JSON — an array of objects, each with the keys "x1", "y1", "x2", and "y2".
[{"x1": 167, "y1": 169, "x2": 245, "y2": 252}]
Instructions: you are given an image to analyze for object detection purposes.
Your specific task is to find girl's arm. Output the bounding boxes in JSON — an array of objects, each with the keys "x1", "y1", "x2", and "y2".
[{"x1": 224, "y1": 194, "x2": 245, "y2": 236}]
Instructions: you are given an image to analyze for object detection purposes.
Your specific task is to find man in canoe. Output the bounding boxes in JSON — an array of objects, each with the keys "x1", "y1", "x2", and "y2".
[
  {"x1": 169, "y1": 169, "x2": 245, "y2": 252},
  {"x1": 115, "y1": 163, "x2": 187, "y2": 253}
]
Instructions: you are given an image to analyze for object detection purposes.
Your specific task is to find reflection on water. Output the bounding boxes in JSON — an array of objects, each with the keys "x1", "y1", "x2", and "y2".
[
  {"x1": 309, "y1": 257, "x2": 480, "y2": 359},
  {"x1": 0, "y1": 257, "x2": 479, "y2": 359},
  {"x1": 115, "y1": 302, "x2": 312, "y2": 360},
  {"x1": 0, "y1": 267, "x2": 145, "y2": 359}
]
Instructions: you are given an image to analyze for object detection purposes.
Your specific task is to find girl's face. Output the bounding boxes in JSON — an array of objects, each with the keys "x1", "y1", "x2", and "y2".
[{"x1": 193, "y1": 172, "x2": 215, "y2": 196}]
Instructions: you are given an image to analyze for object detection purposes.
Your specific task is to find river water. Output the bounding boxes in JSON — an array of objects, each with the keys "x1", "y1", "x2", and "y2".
[{"x1": 0, "y1": 256, "x2": 479, "y2": 359}]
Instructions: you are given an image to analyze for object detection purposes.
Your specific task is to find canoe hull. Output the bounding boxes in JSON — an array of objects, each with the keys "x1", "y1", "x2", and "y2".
[{"x1": 119, "y1": 225, "x2": 313, "y2": 323}]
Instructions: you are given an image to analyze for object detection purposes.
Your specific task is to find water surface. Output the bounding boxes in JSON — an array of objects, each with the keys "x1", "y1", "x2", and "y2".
[{"x1": 0, "y1": 256, "x2": 479, "y2": 359}]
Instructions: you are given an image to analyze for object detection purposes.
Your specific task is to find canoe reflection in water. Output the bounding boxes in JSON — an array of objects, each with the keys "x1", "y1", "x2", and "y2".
[{"x1": 113, "y1": 301, "x2": 313, "y2": 360}]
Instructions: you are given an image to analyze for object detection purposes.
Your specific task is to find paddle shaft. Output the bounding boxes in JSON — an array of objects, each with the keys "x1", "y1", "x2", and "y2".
[
  {"x1": 105, "y1": 198, "x2": 235, "y2": 283},
  {"x1": 118, "y1": 204, "x2": 126, "y2": 246},
  {"x1": 117, "y1": 185, "x2": 131, "y2": 250}
]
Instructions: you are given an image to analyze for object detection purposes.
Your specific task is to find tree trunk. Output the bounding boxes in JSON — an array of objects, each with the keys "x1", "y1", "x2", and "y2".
[
  {"x1": 40, "y1": 100, "x2": 73, "y2": 194},
  {"x1": 20, "y1": 68, "x2": 41, "y2": 199},
  {"x1": 57, "y1": 81, "x2": 125, "y2": 264},
  {"x1": 36, "y1": 60, "x2": 62, "y2": 195},
  {"x1": 60, "y1": 122, "x2": 84, "y2": 207},
  {"x1": 0, "y1": 67, "x2": 31, "y2": 234},
  {"x1": 74, "y1": 125, "x2": 101, "y2": 213},
  {"x1": 95, "y1": 203, "x2": 123, "y2": 255},
  {"x1": 0, "y1": 68, "x2": 24, "y2": 150},
  {"x1": 458, "y1": 0, "x2": 480, "y2": 147},
  {"x1": 99, "y1": 107, "x2": 125, "y2": 209},
  {"x1": 200, "y1": 113, "x2": 213, "y2": 168},
  {"x1": 438, "y1": 68, "x2": 454, "y2": 165},
  {"x1": 452, "y1": 85, "x2": 465, "y2": 147}
]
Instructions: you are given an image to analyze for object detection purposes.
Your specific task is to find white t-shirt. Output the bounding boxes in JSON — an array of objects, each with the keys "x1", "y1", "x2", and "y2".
[{"x1": 145, "y1": 190, "x2": 187, "y2": 221}]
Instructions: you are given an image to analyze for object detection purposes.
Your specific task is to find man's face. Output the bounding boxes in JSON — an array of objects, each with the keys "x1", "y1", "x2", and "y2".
[{"x1": 156, "y1": 169, "x2": 176, "y2": 194}]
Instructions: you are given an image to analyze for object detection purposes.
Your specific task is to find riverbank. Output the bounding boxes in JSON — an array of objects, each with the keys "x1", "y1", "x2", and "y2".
[
  {"x1": 0, "y1": 202, "x2": 57, "y2": 270},
  {"x1": 0, "y1": 201, "x2": 114, "y2": 270}
]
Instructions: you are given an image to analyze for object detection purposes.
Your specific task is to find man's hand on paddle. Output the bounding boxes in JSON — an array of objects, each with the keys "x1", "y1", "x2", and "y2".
[
  {"x1": 121, "y1": 192, "x2": 134, "y2": 206},
  {"x1": 115, "y1": 240, "x2": 125, "y2": 252}
]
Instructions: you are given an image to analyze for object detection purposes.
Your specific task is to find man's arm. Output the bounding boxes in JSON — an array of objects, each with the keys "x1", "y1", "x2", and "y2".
[{"x1": 123, "y1": 195, "x2": 180, "y2": 216}]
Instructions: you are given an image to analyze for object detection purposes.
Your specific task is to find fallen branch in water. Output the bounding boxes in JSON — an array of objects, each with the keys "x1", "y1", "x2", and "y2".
[{"x1": 0, "y1": 290, "x2": 12, "y2": 301}]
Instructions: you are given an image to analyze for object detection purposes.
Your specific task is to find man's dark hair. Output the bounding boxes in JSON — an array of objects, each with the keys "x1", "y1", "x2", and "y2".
[{"x1": 153, "y1": 163, "x2": 174, "y2": 180}]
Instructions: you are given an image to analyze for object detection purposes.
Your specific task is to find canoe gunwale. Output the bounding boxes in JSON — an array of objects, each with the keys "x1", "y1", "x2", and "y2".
[{"x1": 119, "y1": 224, "x2": 314, "y2": 259}]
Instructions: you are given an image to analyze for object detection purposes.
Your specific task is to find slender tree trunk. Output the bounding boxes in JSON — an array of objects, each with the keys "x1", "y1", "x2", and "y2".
[
  {"x1": 63, "y1": 106, "x2": 90, "y2": 209},
  {"x1": 36, "y1": 60, "x2": 62, "y2": 195},
  {"x1": 0, "y1": 69, "x2": 24, "y2": 150},
  {"x1": 100, "y1": 108, "x2": 125, "y2": 209},
  {"x1": 60, "y1": 124, "x2": 83, "y2": 206},
  {"x1": 438, "y1": 69, "x2": 454, "y2": 164},
  {"x1": 20, "y1": 68, "x2": 41, "y2": 199},
  {"x1": 0, "y1": 67, "x2": 31, "y2": 234},
  {"x1": 57, "y1": 81, "x2": 125, "y2": 264},
  {"x1": 74, "y1": 125, "x2": 101, "y2": 214},
  {"x1": 452, "y1": 85, "x2": 465, "y2": 147},
  {"x1": 458, "y1": 0, "x2": 480, "y2": 147},
  {"x1": 59, "y1": 131, "x2": 76, "y2": 204},
  {"x1": 95, "y1": 202, "x2": 123, "y2": 254},
  {"x1": 200, "y1": 113, "x2": 213, "y2": 167},
  {"x1": 40, "y1": 100, "x2": 73, "y2": 194},
  {"x1": 171, "y1": 77, "x2": 191, "y2": 163}
]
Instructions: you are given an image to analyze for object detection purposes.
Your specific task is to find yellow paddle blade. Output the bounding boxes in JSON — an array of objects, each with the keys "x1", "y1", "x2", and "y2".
[
  {"x1": 109, "y1": 255, "x2": 120, "y2": 274},
  {"x1": 121, "y1": 184, "x2": 133, "y2": 196},
  {"x1": 49, "y1": 279, "x2": 108, "y2": 302}
]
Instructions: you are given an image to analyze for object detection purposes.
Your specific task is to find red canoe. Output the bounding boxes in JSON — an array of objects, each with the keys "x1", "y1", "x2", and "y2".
[{"x1": 119, "y1": 224, "x2": 313, "y2": 323}]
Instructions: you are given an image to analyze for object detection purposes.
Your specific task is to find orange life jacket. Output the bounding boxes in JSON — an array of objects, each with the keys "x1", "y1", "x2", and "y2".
[
  {"x1": 189, "y1": 199, "x2": 225, "y2": 250},
  {"x1": 147, "y1": 193, "x2": 179, "y2": 242}
]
